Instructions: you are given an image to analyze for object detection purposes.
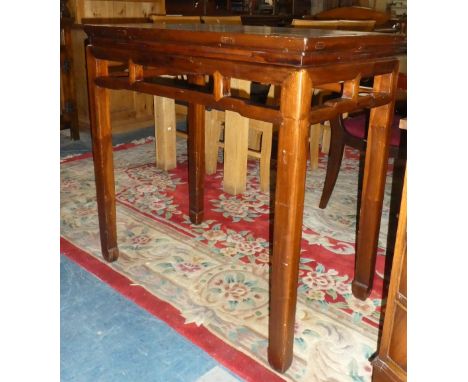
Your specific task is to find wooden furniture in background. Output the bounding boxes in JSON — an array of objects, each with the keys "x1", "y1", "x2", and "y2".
[
  {"x1": 150, "y1": 14, "x2": 202, "y2": 23},
  {"x1": 319, "y1": 72, "x2": 407, "y2": 209},
  {"x1": 68, "y1": 0, "x2": 165, "y2": 134},
  {"x1": 149, "y1": 15, "x2": 203, "y2": 170},
  {"x1": 149, "y1": 13, "x2": 275, "y2": 193},
  {"x1": 372, "y1": 170, "x2": 407, "y2": 382},
  {"x1": 207, "y1": 79, "x2": 275, "y2": 194},
  {"x1": 202, "y1": 15, "x2": 242, "y2": 24},
  {"x1": 312, "y1": 6, "x2": 391, "y2": 27},
  {"x1": 61, "y1": 15, "x2": 80, "y2": 140},
  {"x1": 84, "y1": 23, "x2": 405, "y2": 373},
  {"x1": 163, "y1": 0, "x2": 317, "y2": 19},
  {"x1": 70, "y1": 21, "x2": 156, "y2": 133},
  {"x1": 70, "y1": 0, "x2": 165, "y2": 22},
  {"x1": 204, "y1": 7, "x2": 272, "y2": 194},
  {"x1": 319, "y1": 112, "x2": 406, "y2": 209},
  {"x1": 291, "y1": 18, "x2": 376, "y2": 31}
]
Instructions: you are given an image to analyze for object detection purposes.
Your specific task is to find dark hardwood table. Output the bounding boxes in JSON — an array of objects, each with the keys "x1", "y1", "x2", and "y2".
[{"x1": 83, "y1": 23, "x2": 405, "y2": 373}]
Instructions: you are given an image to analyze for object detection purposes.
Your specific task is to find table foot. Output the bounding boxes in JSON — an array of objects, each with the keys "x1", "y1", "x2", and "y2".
[
  {"x1": 352, "y1": 279, "x2": 371, "y2": 300},
  {"x1": 189, "y1": 210, "x2": 204, "y2": 225},
  {"x1": 102, "y1": 246, "x2": 120, "y2": 262},
  {"x1": 268, "y1": 352, "x2": 291, "y2": 374}
]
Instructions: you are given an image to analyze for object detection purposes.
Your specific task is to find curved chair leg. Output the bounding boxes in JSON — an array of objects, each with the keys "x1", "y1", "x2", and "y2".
[{"x1": 319, "y1": 115, "x2": 346, "y2": 209}]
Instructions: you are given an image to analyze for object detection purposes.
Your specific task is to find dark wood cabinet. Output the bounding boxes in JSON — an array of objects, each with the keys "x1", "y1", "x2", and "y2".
[
  {"x1": 165, "y1": 0, "x2": 205, "y2": 15},
  {"x1": 165, "y1": 0, "x2": 309, "y2": 16}
]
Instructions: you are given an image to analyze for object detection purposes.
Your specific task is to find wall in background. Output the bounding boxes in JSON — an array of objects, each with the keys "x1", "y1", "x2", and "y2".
[{"x1": 69, "y1": 0, "x2": 165, "y2": 22}]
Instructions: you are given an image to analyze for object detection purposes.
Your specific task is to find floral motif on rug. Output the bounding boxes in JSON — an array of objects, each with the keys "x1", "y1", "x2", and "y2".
[{"x1": 61, "y1": 138, "x2": 394, "y2": 382}]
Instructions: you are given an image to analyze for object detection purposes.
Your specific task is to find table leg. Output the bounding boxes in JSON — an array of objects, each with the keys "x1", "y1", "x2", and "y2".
[
  {"x1": 187, "y1": 75, "x2": 206, "y2": 224},
  {"x1": 86, "y1": 46, "x2": 119, "y2": 262},
  {"x1": 353, "y1": 70, "x2": 398, "y2": 300},
  {"x1": 268, "y1": 70, "x2": 312, "y2": 372}
]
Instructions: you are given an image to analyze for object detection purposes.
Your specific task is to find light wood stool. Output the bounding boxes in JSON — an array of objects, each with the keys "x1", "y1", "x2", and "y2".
[{"x1": 205, "y1": 79, "x2": 275, "y2": 194}]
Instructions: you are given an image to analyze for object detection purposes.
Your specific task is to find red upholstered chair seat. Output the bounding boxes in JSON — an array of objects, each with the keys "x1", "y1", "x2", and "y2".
[{"x1": 344, "y1": 114, "x2": 402, "y2": 146}]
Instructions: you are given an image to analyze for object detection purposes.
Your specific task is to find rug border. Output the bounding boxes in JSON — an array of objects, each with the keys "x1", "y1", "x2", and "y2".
[{"x1": 60, "y1": 236, "x2": 286, "y2": 382}]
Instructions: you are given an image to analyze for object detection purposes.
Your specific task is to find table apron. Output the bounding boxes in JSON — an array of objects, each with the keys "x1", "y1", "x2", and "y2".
[
  {"x1": 89, "y1": 44, "x2": 400, "y2": 87},
  {"x1": 89, "y1": 44, "x2": 399, "y2": 129}
]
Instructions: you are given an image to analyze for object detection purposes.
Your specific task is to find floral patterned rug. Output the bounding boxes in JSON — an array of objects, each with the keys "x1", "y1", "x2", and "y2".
[{"x1": 60, "y1": 137, "x2": 393, "y2": 382}]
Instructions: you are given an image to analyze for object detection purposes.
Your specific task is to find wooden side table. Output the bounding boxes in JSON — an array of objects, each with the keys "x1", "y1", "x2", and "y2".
[{"x1": 84, "y1": 23, "x2": 405, "y2": 373}]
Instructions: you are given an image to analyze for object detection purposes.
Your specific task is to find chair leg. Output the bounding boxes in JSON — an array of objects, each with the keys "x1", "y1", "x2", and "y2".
[
  {"x1": 248, "y1": 128, "x2": 263, "y2": 151},
  {"x1": 205, "y1": 109, "x2": 223, "y2": 175},
  {"x1": 223, "y1": 110, "x2": 249, "y2": 195},
  {"x1": 309, "y1": 123, "x2": 322, "y2": 170},
  {"x1": 321, "y1": 121, "x2": 331, "y2": 154},
  {"x1": 319, "y1": 115, "x2": 346, "y2": 209},
  {"x1": 154, "y1": 96, "x2": 177, "y2": 170}
]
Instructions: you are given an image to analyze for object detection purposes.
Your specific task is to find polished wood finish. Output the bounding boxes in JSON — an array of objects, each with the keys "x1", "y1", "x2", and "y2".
[
  {"x1": 84, "y1": 22, "x2": 405, "y2": 372},
  {"x1": 85, "y1": 45, "x2": 119, "y2": 262},
  {"x1": 187, "y1": 74, "x2": 206, "y2": 224},
  {"x1": 372, "y1": 172, "x2": 407, "y2": 382},
  {"x1": 353, "y1": 69, "x2": 399, "y2": 299},
  {"x1": 269, "y1": 69, "x2": 313, "y2": 371}
]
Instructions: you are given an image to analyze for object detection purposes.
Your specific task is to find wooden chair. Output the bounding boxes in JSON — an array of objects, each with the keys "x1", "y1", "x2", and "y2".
[
  {"x1": 319, "y1": 111, "x2": 406, "y2": 209},
  {"x1": 202, "y1": 16, "x2": 242, "y2": 25},
  {"x1": 291, "y1": 19, "x2": 376, "y2": 31},
  {"x1": 149, "y1": 15, "x2": 201, "y2": 24},
  {"x1": 319, "y1": 72, "x2": 407, "y2": 209}
]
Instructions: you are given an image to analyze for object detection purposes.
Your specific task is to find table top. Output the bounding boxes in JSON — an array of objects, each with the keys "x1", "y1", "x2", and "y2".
[{"x1": 84, "y1": 23, "x2": 406, "y2": 67}]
